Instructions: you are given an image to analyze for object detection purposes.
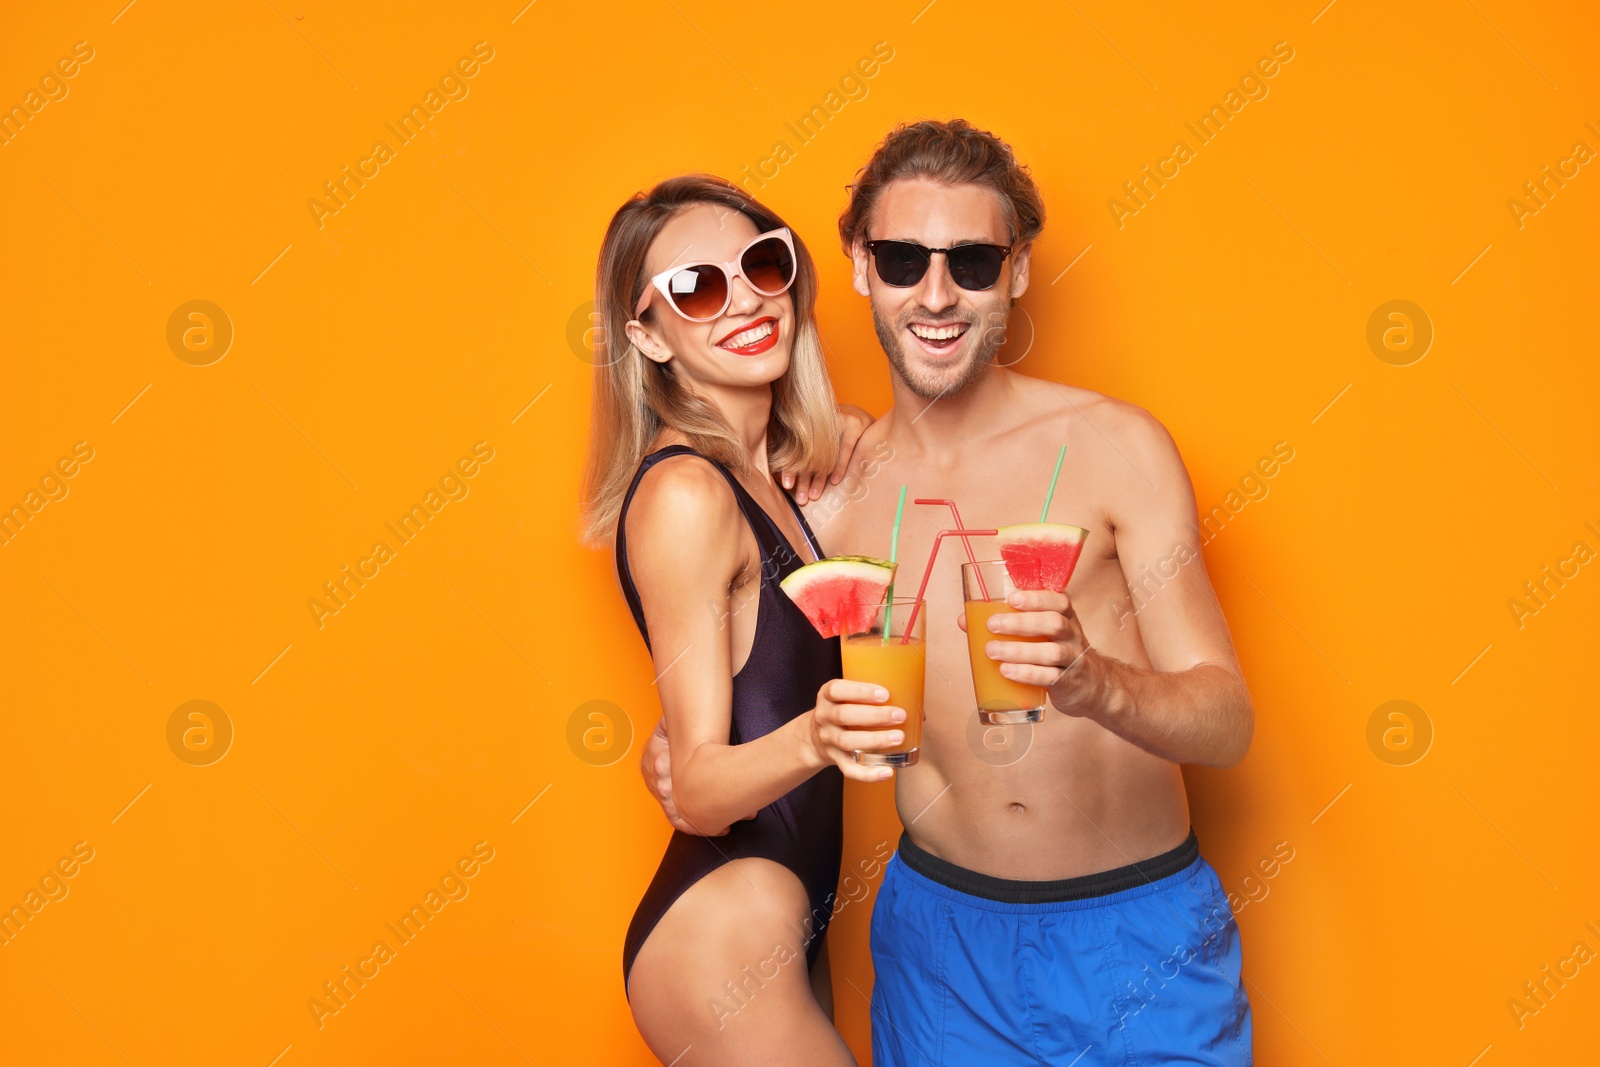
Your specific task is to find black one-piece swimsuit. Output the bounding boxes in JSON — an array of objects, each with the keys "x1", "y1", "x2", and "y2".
[{"x1": 617, "y1": 444, "x2": 844, "y2": 995}]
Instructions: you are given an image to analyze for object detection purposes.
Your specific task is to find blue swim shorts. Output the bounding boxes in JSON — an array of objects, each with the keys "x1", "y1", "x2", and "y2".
[{"x1": 870, "y1": 829, "x2": 1251, "y2": 1066}]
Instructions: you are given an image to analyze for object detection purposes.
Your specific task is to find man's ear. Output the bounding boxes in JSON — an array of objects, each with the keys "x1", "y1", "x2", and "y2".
[
  {"x1": 851, "y1": 238, "x2": 873, "y2": 297},
  {"x1": 1008, "y1": 240, "x2": 1034, "y2": 300},
  {"x1": 625, "y1": 319, "x2": 672, "y2": 365}
]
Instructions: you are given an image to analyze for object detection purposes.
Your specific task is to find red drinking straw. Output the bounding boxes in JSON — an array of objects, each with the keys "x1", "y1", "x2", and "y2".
[
  {"x1": 901, "y1": 528, "x2": 998, "y2": 643},
  {"x1": 913, "y1": 499, "x2": 991, "y2": 600}
]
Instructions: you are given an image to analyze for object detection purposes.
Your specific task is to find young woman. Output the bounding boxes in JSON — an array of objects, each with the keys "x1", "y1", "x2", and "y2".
[{"x1": 580, "y1": 176, "x2": 906, "y2": 1065}]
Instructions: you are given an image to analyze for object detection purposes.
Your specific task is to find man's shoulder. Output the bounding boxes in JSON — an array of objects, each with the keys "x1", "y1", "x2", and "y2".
[
  {"x1": 1014, "y1": 374, "x2": 1172, "y2": 451},
  {"x1": 801, "y1": 413, "x2": 897, "y2": 541}
]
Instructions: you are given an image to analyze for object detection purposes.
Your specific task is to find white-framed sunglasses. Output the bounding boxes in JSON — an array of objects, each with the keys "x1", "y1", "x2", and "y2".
[{"x1": 634, "y1": 227, "x2": 797, "y2": 322}]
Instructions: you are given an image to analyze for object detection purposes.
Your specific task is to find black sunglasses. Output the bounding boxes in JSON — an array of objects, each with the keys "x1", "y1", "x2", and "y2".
[{"x1": 864, "y1": 239, "x2": 1012, "y2": 291}]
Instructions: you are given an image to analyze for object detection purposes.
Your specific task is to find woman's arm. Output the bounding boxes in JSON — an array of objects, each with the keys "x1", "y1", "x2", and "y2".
[{"x1": 625, "y1": 456, "x2": 903, "y2": 832}]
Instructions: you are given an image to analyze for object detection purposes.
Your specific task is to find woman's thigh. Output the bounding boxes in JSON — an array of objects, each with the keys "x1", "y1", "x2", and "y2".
[{"x1": 627, "y1": 858, "x2": 855, "y2": 1066}]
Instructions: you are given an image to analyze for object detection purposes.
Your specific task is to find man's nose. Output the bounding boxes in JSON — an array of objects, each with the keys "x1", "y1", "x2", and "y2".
[{"x1": 914, "y1": 252, "x2": 959, "y2": 313}]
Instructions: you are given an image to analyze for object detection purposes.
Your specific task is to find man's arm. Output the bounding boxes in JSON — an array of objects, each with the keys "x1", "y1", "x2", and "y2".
[
  {"x1": 640, "y1": 716, "x2": 731, "y2": 836},
  {"x1": 984, "y1": 406, "x2": 1254, "y2": 768},
  {"x1": 780, "y1": 402, "x2": 876, "y2": 503}
]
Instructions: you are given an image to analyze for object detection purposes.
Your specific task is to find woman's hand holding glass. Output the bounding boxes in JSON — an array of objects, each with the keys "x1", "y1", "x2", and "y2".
[{"x1": 806, "y1": 678, "x2": 906, "y2": 782}]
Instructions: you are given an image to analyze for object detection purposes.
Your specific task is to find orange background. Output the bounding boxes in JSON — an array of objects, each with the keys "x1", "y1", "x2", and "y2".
[{"x1": 3, "y1": 1, "x2": 1597, "y2": 1063}]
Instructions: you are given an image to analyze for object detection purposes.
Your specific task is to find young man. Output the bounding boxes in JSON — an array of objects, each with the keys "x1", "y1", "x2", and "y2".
[{"x1": 644, "y1": 119, "x2": 1254, "y2": 1065}]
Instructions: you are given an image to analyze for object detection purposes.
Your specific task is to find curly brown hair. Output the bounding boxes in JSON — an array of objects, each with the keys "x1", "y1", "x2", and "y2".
[{"x1": 837, "y1": 118, "x2": 1046, "y2": 255}]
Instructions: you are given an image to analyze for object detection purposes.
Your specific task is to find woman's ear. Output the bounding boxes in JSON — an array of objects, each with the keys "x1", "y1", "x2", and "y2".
[{"x1": 626, "y1": 319, "x2": 672, "y2": 365}]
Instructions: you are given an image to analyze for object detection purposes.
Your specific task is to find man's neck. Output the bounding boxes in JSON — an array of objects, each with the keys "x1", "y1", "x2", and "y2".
[{"x1": 884, "y1": 365, "x2": 1020, "y2": 465}]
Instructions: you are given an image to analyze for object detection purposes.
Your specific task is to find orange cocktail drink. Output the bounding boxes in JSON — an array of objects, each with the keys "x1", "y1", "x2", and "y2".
[
  {"x1": 840, "y1": 598, "x2": 925, "y2": 766},
  {"x1": 964, "y1": 595, "x2": 1049, "y2": 723},
  {"x1": 962, "y1": 519, "x2": 1091, "y2": 725},
  {"x1": 962, "y1": 560, "x2": 1048, "y2": 725}
]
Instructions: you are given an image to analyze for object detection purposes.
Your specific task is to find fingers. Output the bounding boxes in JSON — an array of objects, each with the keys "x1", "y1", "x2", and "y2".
[
  {"x1": 832, "y1": 727, "x2": 906, "y2": 751},
  {"x1": 651, "y1": 751, "x2": 673, "y2": 803},
  {"x1": 955, "y1": 612, "x2": 968, "y2": 633},
  {"x1": 829, "y1": 446, "x2": 853, "y2": 487},
  {"x1": 814, "y1": 699, "x2": 906, "y2": 757},
  {"x1": 838, "y1": 759, "x2": 896, "y2": 783},
  {"x1": 829, "y1": 701, "x2": 905, "y2": 727},
  {"x1": 985, "y1": 638, "x2": 1082, "y2": 668},
  {"x1": 998, "y1": 646, "x2": 1088, "y2": 687},
  {"x1": 643, "y1": 719, "x2": 671, "y2": 783},
  {"x1": 1003, "y1": 590, "x2": 1072, "y2": 614},
  {"x1": 816, "y1": 704, "x2": 905, "y2": 748},
  {"x1": 1000, "y1": 661, "x2": 1078, "y2": 687},
  {"x1": 985, "y1": 610, "x2": 1071, "y2": 639},
  {"x1": 823, "y1": 678, "x2": 890, "y2": 705},
  {"x1": 778, "y1": 468, "x2": 831, "y2": 502}
]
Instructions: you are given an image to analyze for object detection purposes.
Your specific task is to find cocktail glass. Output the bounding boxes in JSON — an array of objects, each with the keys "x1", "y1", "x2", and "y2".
[
  {"x1": 963, "y1": 561, "x2": 1047, "y2": 725},
  {"x1": 841, "y1": 597, "x2": 925, "y2": 767}
]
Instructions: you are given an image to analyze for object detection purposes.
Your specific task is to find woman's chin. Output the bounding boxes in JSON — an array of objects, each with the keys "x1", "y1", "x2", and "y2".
[{"x1": 705, "y1": 346, "x2": 791, "y2": 385}]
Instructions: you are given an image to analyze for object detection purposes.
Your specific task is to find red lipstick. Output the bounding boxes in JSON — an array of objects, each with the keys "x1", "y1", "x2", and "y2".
[{"x1": 716, "y1": 316, "x2": 780, "y2": 356}]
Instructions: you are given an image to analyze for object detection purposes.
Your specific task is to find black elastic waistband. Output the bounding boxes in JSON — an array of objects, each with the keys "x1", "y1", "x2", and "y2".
[{"x1": 896, "y1": 828, "x2": 1199, "y2": 904}]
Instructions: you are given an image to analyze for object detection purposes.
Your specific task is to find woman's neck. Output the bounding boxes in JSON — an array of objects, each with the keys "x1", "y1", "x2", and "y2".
[
  {"x1": 721, "y1": 382, "x2": 773, "y2": 461},
  {"x1": 656, "y1": 380, "x2": 774, "y2": 477}
]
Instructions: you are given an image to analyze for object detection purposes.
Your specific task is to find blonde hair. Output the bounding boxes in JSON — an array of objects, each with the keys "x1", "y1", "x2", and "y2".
[{"x1": 579, "y1": 175, "x2": 840, "y2": 547}]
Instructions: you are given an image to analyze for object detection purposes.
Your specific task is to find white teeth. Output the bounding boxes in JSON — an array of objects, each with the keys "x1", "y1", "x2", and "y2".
[
  {"x1": 722, "y1": 320, "x2": 775, "y2": 348},
  {"x1": 909, "y1": 323, "x2": 967, "y2": 341}
]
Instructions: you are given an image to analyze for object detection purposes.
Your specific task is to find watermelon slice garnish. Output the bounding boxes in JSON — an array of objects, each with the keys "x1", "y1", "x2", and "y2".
[
  {"x1": 779, "y1": 555, "x2": 897, "y2": 638},
  {"x1": 997, "y1": 523, "x2": 1089, "y2": 591}
]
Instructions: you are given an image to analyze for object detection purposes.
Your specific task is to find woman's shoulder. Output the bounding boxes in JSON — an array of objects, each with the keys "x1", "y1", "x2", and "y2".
[{"x1": 624, "y1": 450, "x2": 744, "y2": 549}]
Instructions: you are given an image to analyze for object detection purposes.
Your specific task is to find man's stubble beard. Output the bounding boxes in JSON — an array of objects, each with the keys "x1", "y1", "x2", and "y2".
[{"x1": 871, "y1": 301, "x2": 1011, "y2": 404}]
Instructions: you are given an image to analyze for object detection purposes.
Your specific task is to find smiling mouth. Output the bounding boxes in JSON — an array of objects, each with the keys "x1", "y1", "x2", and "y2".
[
  {"x1": 907, "y1": 321, "x2": 971, "y2": 354},
  {"x1": 716, "y1": 316, "x2": 780, "y2": 355}
]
